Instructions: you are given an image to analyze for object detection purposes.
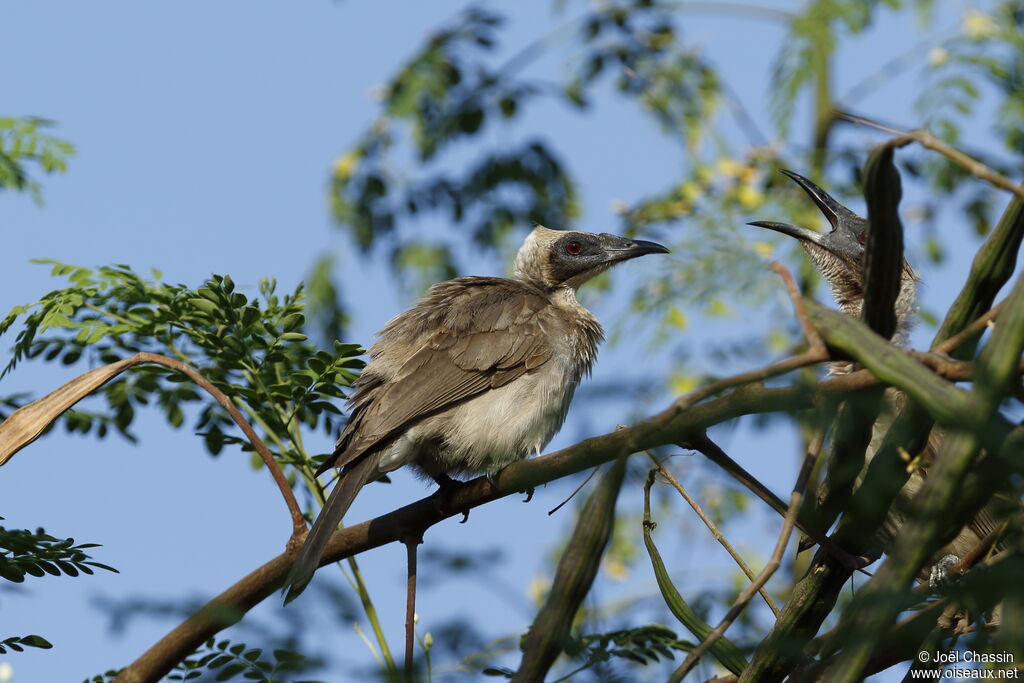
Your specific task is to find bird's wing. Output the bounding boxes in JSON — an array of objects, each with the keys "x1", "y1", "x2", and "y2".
[
  {"x1": 925, "y1": 428, "x2": 1008, "y2": 554},
  {"x1": 318, "y1": 278, "x2": 558, "y2": 475}
]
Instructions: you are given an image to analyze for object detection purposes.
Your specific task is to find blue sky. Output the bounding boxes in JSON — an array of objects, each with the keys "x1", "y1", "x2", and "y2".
[{"x1": 0, "y1": 2, "x2": 1012, "y2": 681}]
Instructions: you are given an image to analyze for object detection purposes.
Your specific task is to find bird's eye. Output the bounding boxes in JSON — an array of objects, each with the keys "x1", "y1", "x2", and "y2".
[
  {"x1": 857, "y1": 231, "x2": 866, "y2": 245},
  {"x1": 566, "y1": 240, "x2": 582, "y2": 255}
]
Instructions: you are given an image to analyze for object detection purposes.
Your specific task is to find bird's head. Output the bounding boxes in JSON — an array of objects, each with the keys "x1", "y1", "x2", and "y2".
[
  {"x1": 514, "y1": 226, "x2": 669, "y2": 290},
  {"x1": 749, "y1": 169, "x2": 916, "y2": 324}
]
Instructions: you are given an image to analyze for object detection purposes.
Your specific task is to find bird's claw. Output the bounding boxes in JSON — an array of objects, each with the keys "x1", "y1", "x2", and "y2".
[
  {"x1": 929, "y1": 554, "x2": 960, "y2": 591},
  {"x1": 522, "y1": 487, "x2": 534, "y2": 503},
  {"x1": 459, "y1": 509, "x2": 470, "y2": 524}
]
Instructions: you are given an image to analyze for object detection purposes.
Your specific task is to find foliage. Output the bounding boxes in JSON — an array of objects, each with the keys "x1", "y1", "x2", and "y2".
[
  {"x1": 571, "y1": 624, "x2": 692, "y2": 669},
  {"x1": 484, "y1": 625, "x2": 690, "y2": 679},
  {"x1": 0, "y1": 262, "x2": 363, "y2": 475},
  {"x1": 0, "y1": 519, "x2": 117, "y2": 582},
  {"x1": 0, "y1": 116, "x2": 75, "y2": 201},
  {"x1": 167, "y1": 638, "x2": 323, "y2": 683},
  {"x1": 0, "y1": 517, "x2": 114, "y2": 660},
  {"x1": 0, "y1": 634, "x2": 52, "y2": 655}
]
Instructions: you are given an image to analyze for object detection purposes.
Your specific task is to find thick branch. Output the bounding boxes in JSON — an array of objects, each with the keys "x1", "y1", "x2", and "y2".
[{"x1": 804, "y1": 301, "x2": 1016, "y2": 447}]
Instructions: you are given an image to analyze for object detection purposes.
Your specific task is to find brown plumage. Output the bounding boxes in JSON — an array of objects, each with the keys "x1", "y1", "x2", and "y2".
[{"x1": 283, "y1": 226, "x2": 668, "y2": 602}]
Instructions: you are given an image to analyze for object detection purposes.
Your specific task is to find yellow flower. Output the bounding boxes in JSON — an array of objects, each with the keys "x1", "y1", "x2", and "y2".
[
  {"x1": 717, "y1": 158, "x2": 745, "y2": 178},
  {"x1": 751, "y1": 241, "x2": 774, "y2": 258},
  {"x1": 928, "y1": 46, "x2": 950, "y2": 67},
  {"x1": 603, "y1": 557, "x2": 629, "y2": 581},
  {"x1": 737, "y1": 184, "x2": 764, "y2": 210},
  {"x1": 670, "y1": 373, "x2": 698, "y2": 395},
  {"x1": 679, "y1": 181, "x2": 700, "y2": 203},
  {"x1": 667, "y1": 308, "x2": 687, "y2": 330},
  {"x1": 333, "y1": 151, "x2": 360, "y2": 180},
  {"x1": 963, "y1": 10, "x2": 997, "y2": 40},
  {"x1": 528, "y1": 575, "x2": 549, "y2": 606}
]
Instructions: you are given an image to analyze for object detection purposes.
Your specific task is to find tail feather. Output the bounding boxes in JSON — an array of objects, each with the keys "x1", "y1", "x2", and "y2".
[{"x1": 282, "y1": 454, "x2": 378, "y2": 604}]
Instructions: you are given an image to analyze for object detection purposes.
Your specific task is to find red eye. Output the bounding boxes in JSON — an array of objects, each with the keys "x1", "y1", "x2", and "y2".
[
  {"x1": 857, "y1": 232, "x2": 866, "y2": 245},
  {"x1": 566, "y1": 240, "x2": 582, "y2": 255}
]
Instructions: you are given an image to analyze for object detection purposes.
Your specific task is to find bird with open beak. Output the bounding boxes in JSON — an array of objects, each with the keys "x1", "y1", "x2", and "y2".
[
  {"x1": 283, "y1": 226, "x2": 669, "y2": 602},
  {"x1": 749, "y1": 169, "x2": 1008, "y2": 587},
  {"x1": 749, "y1": 168, "x2": 919, "y2": 349}
]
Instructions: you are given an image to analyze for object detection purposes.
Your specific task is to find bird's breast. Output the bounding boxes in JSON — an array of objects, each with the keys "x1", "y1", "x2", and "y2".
[{"x1": 421, "y1": 347, "x2": 588, "y2": 477}]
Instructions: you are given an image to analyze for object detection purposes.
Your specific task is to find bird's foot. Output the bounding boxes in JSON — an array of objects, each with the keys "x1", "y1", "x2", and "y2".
[
  {"x1": 522, "y1": 487, "x2": 535, "y2": 503},
  {"x1": 929, "y1": 554, "x2": 960, "y2": 592},
  {"x1": 429, "y1": 474, "x2": 471, "y2": 522},
  {"x1": 431, "y1": 472, "x2": 461, "y2": 496}
]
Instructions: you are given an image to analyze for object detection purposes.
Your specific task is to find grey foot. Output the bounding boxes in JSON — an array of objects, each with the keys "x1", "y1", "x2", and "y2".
[
  {"x1": 428, "y1": 474, "x2": 470, "y2": 522},
  {"x1": 929, "y1": 554, "x2": 960, "y2": 591}
]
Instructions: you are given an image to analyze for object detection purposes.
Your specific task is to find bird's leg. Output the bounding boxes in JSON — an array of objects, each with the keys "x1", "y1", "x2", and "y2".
[
  {"x1": 429, "y1": 473, "x2": 471, "y2": 523},
  {"x1": 483, "y1": 471, "x2": 534, "y2": 503},
  {"x1": 431, "y1": 472, "x2": 461, "y2": 495}
]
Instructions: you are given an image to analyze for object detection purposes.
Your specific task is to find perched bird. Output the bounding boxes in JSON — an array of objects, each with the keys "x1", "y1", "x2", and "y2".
[
  {"x1": 750, "y1": 169, "x2": 1007, "y2": 584},
  {"x1": 283, "y1": 226, "x2": 669, "y2": 602}
]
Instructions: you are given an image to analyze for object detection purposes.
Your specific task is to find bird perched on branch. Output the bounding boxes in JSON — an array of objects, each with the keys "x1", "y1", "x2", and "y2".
[
  {"x1": 750, "y1": 169, "x2": 1009, "y2": 585},
  {"x1": 283, "y1": 226, "x2": 669, "y2": 602}
]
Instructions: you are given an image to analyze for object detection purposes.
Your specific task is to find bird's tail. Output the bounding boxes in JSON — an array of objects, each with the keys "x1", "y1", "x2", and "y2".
[{"x1": 282, "y1": 454, "x2": 378, "y2": 604}]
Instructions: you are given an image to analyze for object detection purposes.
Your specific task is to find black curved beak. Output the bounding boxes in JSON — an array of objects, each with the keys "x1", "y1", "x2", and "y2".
[
  {"x1": 778, "y1": 169, "x2": 849, "y2": 230},
  {"x1": 598, "y1": 233, "x2": 671, "y2": 261},
  {"x1": 747, "y1": 220, "x2": 826, "y2": 246}
]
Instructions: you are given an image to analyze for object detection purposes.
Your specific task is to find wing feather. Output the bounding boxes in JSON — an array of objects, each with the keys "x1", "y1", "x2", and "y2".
[{"x1": 318, "y1": 278, "x2": 556, "y2": 475}]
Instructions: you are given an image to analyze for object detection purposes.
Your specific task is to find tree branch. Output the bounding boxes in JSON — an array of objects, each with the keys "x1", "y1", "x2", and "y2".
[{"x1": 836, "y1": 111, "x2": 1024, "y2": 203}]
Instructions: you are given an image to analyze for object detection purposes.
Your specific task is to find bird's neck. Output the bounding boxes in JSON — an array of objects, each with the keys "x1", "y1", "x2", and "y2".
[
  {"x1": 549, "y1": 284, "x2": 582, "y2": 309},
  {"x1": 829, "y1": 275, "x2": 918, "y2": 376}
]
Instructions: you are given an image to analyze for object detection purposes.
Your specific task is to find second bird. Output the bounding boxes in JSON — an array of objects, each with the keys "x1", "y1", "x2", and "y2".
[{"x1": 283, "y1": 226, "x2": 669, "y2": 602}]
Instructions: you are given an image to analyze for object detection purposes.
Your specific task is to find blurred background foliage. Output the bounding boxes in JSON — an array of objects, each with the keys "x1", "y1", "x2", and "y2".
[{"x1": 4, "y1": 0, "x2": 1024, "y2": 680}]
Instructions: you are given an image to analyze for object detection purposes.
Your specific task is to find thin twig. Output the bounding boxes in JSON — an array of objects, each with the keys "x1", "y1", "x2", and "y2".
[
  {"x1": 684, "y1": 434, "x2": 873, "y2": 572},
  {"x1": 403, "y1": 534, "x2": 422, "y2": 680},
  {"x1": 141, "y1": 354, "x2": 308, "y2": 537},
  {"x1": 771, "y1": 261, "x2": 827, "y2": 354},
  {"x1": 837, "y1": 111, "x2": 1024, "y2": 203},
  {"x1": 669, "y1": 431, "x2": 824, "y2": 681},
  {"x1": 932, "y1": 300, "x2": 1005, "y2": 355},
  {"x1": 671, "y1": 262, "x2": 829, "y2": 412},
  {"x1": 647, "y1": 451, "x2": 779, "y2": 616},
  {"x1": 547, "y1": 466, "x2": 601, "y2": 515}
]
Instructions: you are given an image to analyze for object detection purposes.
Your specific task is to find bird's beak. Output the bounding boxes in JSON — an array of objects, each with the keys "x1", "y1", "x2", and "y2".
[
  {"x1": 747, "y1": 220, "x2": 826, "y2": 247},
  {"x1": 777, "y1": 169, "x2": 847, "y2": 230},
  {"x1": 597, "y1": 233, "x2": 671, "y2": 262},
  {"x1": 747, "y1": 169, "x2": 858, "y2": 250}
]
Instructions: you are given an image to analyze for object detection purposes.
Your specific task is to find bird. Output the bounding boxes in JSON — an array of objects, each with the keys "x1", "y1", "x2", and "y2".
[
  {"x1": 749, "y1": 169, "x2": 1009, "y2": 586},
  {"x1": 282, "y1": 226, "x2": 669, "y2": 602}
]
